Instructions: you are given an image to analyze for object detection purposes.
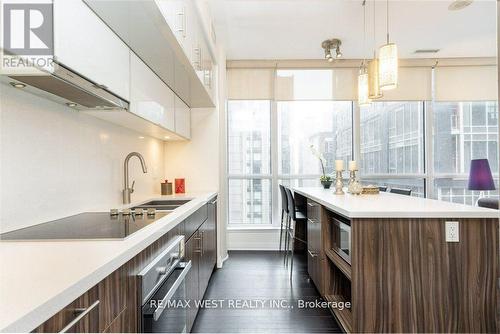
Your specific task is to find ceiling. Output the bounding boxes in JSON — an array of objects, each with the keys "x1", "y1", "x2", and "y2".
[{"x1": 209, "y1": 0, "x2": 497, "y2": 60}]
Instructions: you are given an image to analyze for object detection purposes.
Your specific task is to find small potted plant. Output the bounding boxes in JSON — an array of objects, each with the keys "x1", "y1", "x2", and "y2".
[
  {"x1": 310, "y1": 145, "x2": 333, "y2": 189},
  {"x1": 320, "y1": 174, "x2": 333, "y2": 189}
]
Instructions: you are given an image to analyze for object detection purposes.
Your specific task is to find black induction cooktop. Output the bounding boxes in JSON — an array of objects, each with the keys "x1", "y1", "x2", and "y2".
[{"x1": 0, "y1": 212, "x2": 169, "y2": 241}]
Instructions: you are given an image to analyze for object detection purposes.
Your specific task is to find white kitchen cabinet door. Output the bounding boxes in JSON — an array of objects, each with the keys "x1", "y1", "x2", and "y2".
[
  {"x1": 53, "y1": 0, "x2": 130, "y2": 100},
  {"x1": 175, "y1": 95, "x2": 191, "y2": 139},
  {"x1": 157, "y1": 1, "x2": 189, "y2": 53},
  {"x1": 130, "y1": 53, "x2": 175, "y2": 132}
]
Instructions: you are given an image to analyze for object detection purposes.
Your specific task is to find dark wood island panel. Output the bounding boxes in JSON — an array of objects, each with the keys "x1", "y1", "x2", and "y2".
[{"x1": 351, "y1": 217, "x2": 499, "y2": 333}]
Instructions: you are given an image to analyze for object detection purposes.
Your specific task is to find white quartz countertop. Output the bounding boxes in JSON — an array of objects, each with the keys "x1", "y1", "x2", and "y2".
[
  {"x1": 0, "y1": 192, "x2": 217, "y2": 333},
  {"x1": 293, "y1": 187, "x2": 499, "y2": 219}
]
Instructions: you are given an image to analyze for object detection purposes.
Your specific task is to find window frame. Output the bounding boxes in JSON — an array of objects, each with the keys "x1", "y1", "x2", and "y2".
[{"x1": 226, "y1": 70, "x2": 499, "y2": 229}]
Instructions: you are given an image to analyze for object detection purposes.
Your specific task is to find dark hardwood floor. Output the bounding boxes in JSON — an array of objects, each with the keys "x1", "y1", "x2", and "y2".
[{"x1": 192, "y1": 251, "x2": 341, "y2": 333}]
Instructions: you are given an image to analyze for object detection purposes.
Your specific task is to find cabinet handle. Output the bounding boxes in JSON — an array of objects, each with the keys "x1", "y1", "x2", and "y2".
[
  {"x1": 308, "y1": 250, "x2": 318, "y2": 258},
  {"x1": 200, "y1": 231, "x2": 204, "y2": 256},
  {"x1": 193, "y1": 47, "x2": 201, "y2": 70},
  {"x1": 59, "y1": 300, "x2": 99, "y2": 333},
  {"x1": 176, "y1": 8, "x2": 186, "y2": 38},
  {"x1": 307, "y1": 218, "x2": 316, "y2": 224},
  {"x1": 307, "y1": 202, "x2": 315, "y2": 207},
  {"x1": 203, "y1": 70, "x2": 211, "y2": 88}
]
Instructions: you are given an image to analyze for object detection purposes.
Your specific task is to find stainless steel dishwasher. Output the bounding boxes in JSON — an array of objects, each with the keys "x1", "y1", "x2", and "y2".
[{"x1": 139, "y1": 235, "x2": 191, "y2": 333}]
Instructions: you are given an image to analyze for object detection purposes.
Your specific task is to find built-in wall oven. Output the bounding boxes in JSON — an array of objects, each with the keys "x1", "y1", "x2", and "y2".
[
  {"x1": 331, "y1": 216, "x2": 351, "y2": 264},
  {"x1": 139, "y1": 235, "x2": 191, "y2": 333}
]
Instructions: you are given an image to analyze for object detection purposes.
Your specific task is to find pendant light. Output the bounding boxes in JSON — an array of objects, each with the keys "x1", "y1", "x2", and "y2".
[
  {"x1": 378, "y1": 0, "x2": 398, "y2": 90},
  {"x1": 368, "y1": 0, "x2": 383, "y2": 99},
  {"x1": 358, "y1": 1, "x2": 370, "y2": 106}
]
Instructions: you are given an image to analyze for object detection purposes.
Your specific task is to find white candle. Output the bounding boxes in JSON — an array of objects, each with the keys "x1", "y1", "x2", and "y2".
[
  {"x1": 335, "y1": 160, "x2": 344, "y2": 171},
  {"x1": 349, "y1": 160, "x2": 357, "y2": 171}
]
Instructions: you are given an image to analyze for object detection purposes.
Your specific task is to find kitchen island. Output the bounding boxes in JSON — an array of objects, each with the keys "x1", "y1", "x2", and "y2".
[{"x1": 294, "y1": 187, "x2": 499, "y2": 333}]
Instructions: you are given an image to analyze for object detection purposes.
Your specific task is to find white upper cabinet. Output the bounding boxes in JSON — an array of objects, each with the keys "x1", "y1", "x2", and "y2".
[
  {"x1": 53, "y1": 0, "x2": 130, "y2": 100},
  {"x1": 130, "y1": 52, "x2": 175, "y2": 132},
  {"x1": 174, "y1": 95, "x2": 191, "y2": 139},
  {"x1": 85, "y1": 0, "x2": 215, "y2": 108}
]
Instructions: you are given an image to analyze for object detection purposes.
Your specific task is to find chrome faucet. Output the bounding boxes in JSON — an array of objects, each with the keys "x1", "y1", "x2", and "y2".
[{"x1": 123, "y1": 152, "x2": 148, "y2": 204}]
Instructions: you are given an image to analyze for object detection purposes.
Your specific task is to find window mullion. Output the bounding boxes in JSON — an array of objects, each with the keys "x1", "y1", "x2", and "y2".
[{"x1": 270, "y1": 68, "x2": 279, "y2": 227}]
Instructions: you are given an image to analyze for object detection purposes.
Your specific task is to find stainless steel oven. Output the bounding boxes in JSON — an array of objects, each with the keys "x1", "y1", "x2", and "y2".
[
  {"x1": 139, "y1": 235, "x2": 191, "y2": 333},
  {"x1": 331, "y1": 217, "x2": 351, "y2": 264}
]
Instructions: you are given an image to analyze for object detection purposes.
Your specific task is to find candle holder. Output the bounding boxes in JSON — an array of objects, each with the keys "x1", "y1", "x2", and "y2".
[
  {"x1": 348, "y1": 170, "x2": 363, "y2": 195},
  {"x1": 334, "y1": 170, "x2": 344, "y2": 195}
]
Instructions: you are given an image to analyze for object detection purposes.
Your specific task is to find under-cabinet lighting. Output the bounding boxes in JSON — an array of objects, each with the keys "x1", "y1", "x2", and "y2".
[{"x1": 10, "y1": 82, "x2": 26, "y2": 89}]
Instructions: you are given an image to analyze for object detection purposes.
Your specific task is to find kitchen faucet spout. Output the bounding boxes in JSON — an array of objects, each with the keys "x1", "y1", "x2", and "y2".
[{"x1": 123, "y1": 152, "x2": 147, "y2": 204}]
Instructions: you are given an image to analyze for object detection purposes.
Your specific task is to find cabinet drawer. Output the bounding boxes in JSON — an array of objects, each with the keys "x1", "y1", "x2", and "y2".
[
  {"x1": 184, "y1": 205, "x2": 208, "y2": 240},
  {"x1": 306, "y1": 199, "x2": 320, "y2": 222},
  {"x1": 33, "y1": 287, "x2": 99, "y2": 333}
]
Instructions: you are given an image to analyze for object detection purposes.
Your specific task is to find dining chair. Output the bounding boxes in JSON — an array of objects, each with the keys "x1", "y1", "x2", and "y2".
[{"x1": 278, "y1": 184, "x2": 289, "y2": 252}]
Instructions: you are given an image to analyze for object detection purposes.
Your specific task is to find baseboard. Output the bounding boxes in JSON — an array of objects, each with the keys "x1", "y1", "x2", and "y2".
[{"x1": 227, "y1": 229, "x2": 281, "y2": 250}]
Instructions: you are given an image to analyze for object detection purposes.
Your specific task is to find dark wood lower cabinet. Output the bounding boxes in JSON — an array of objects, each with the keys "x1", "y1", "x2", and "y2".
[
  {"x1": 185, "y1": 231, "x2": 201, "y2": 332},
  {"x1": 199, "y1": 199, "x2": 217, "y2": 298},
  {"x1": 306, "y1": 199, "x2": 324, "y2": 294},
  {"x1": 33, "y1": 287, "x2": 100, "y2": 333},
  {"x1": 34, "y1": 201, "x2": 216, "y2": 333}
]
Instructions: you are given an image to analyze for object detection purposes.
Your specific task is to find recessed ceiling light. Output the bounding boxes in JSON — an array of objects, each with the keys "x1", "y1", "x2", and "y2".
[
  {"x1": 66, "y1": 102, "x2": 78, "y2": 107},
  {"x1": 448, "y1": 0, "x2": 473, "y2": 11},
  {"x1": 9, "y1": 82, "x2": 26, "y2": 89},
  {"x1": 164, "y1": 136, "x2": 170, "y2": 140},
  {"x1": 139, "y1": 136, "x2": 145, "y2": 139}
]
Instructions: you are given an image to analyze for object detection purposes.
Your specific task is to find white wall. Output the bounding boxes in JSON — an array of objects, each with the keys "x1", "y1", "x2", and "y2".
[
  {"x1": 0, "y1": 83, "x2": 165, "y2": 233},
  {"x1": 163, "y1": 108, "x2": 219, "y2": 193}
]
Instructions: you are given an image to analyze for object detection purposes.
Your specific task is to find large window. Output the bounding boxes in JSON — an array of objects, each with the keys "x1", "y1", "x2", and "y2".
[
  {"x1": 227, "y1": 100, "x2": 272, "y2": 225},
  {"x1": 227, "y1": 68, "x2": 499, "y2": 227},
  {"x1": 433, "y1": 101, "x2": 499, "y2": 205},
  {"x1": 359, "y1": 102, "x2": 425, "y2": 196}
]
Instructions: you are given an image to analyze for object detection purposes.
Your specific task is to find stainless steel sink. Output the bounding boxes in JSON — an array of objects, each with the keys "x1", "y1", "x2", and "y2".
[{"x1": 132, "y1": 199, "x2": 192, "y2": 211}]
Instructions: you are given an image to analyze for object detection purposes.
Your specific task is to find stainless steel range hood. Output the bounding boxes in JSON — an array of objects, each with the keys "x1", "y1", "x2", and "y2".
[{"x1": 6, "y1": 62, "x2": 128, "y2": 110}]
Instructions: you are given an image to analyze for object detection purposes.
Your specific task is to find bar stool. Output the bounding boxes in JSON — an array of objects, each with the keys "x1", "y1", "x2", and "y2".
[
  {"x1": 278, "y1": 184, "x2": 289, "y2": 252},
  {"x1": 284, "y1": 187, "x2": 307, "y2": 280}
]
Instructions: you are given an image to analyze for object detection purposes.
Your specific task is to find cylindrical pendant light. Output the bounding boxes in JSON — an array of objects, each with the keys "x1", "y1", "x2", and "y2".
[
  {"x1": 368, "y1": 1, "x2": 382, "y2": 99},
  {"x1": 358, "y1": 64, "x2": 371, "y2": 106},
  {"x1": 378, "y1": 0, "x2": 398, "y2": 90}
]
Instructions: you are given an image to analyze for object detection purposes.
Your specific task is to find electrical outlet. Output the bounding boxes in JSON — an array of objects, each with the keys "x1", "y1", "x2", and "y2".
[{"x1": 445, "y1": 221, "x2": 459, "y2": 242}]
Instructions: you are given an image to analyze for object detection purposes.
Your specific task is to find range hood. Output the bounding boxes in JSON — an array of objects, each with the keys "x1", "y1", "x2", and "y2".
[{"x1": 6, "y1": 62, "x2": 128, "y2": 110}]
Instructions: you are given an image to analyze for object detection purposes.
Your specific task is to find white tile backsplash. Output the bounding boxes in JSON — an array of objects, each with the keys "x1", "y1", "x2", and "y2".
[{"x1": 0, "y1": 83, "x2": 165, "y2": 233}]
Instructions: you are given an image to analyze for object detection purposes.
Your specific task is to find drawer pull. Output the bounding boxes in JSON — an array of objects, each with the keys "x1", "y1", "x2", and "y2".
[
  {"x1": 307, "y1": 202, "x2": 315, "y2": 207},
  {"x1": 308, "y1": 250, "x2": 318, "y2": 258},
  {"x1": 307, "y1": 218, "x2": 317, "y2": 224},
  {"x1": 59, "y1": 300, "x2": 99, "y2": 333}
]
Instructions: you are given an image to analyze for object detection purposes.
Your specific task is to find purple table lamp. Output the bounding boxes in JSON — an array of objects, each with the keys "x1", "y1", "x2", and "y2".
[{"x1": 468, "y1": 159, "x2": 495, "y2": 205}]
